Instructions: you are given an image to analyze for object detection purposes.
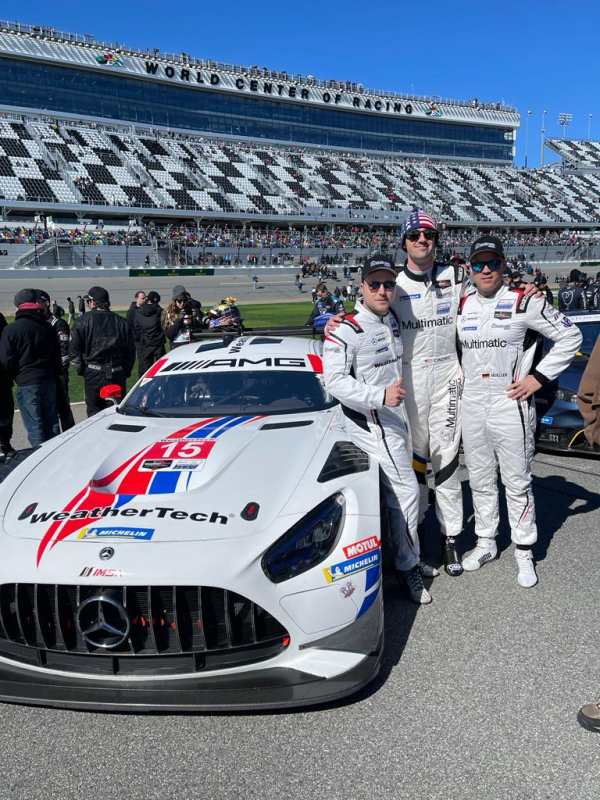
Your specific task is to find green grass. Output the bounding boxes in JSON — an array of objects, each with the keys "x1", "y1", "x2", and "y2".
[{"x1": 63, "y1": 301, "x2": 349, "y2": 403}]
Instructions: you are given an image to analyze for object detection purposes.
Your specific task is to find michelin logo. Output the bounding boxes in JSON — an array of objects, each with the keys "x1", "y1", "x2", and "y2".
[
  {"x1": 77, "y1": 526, "x2": 154, "y2": 541},
  {"x1": 323, "y1": 551, "x2": 380, "y2": 583}
]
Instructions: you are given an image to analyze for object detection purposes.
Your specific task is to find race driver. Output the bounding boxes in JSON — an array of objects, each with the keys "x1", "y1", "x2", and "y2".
[
  {"x1": 323, "y1": 254, "x2": 435, "y2": 605},
  {"x1": 327, "y1": 210, "x2": 466, "y2": 576},
  {"x1": 457, "y1": 235, "x2": 582, "y2": 587}
]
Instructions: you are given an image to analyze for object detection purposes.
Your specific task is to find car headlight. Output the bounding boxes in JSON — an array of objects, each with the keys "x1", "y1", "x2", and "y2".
[
  {"x1": 262, "y1": 494, "x2": 345, "y2": 583},
  {"x1": 555, "y1": 388, "x2": 578, "y2": 404}
]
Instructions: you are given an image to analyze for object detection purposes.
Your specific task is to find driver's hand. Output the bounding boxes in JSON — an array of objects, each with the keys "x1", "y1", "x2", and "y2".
[
  {"x1": 384, "y1": 379, "x2": 406, "y2": 407},
  {"x1": 506, "y1": 374, "x2": 542, "y2": 400},
  {"x1": 324, "y1": 312, "x2": 345, "y2": 335},
  {"x1": 522, "y1": 283, "x2": 543, "y2": 299}
]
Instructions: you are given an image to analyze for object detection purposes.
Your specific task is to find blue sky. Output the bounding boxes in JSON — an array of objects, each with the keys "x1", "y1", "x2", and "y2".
[{"x1": 5, "y1": 0, "x2": 598, "y2": 165}]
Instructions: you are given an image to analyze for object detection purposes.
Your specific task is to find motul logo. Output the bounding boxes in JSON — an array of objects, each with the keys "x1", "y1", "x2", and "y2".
[{"x1": 343, "y1": 536, "x2": 380, "y2": 559}]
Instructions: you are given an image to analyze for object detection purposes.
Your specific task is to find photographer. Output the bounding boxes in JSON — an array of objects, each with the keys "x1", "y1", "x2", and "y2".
[{"x1": 161, "y1": 285, "x2": 203, "y2": 348}]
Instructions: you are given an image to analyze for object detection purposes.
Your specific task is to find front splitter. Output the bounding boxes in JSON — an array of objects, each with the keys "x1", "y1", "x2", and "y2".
[{"x1": 0, "y1": 642, "x2": 382, "y2": 713}]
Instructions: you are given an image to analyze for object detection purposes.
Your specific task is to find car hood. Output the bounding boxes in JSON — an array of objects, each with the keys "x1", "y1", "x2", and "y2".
[{"x1": 3, "y1": 411, "x2": 334, "y2": 560}]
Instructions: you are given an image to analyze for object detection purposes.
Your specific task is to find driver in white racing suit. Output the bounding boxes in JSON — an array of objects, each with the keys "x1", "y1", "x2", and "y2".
[
  {"x1": 323, "y1": 255, "x2": 435, "y2": 605},
  {"x1": 457, "y1": 235, "x2": 582, "y2": 587}
]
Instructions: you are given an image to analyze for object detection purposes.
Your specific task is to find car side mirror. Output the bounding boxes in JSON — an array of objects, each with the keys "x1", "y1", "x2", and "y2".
[{"x1": 100, "y1": 384, "x2": 123, "y2": 405}]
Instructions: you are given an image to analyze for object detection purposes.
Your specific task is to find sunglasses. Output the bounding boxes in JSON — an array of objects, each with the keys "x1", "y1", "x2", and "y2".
[
  {"x1": 366, "y1": 280, "x2": 396, "y2": 291},
  {"x1": 406, "y1": 230, "x2": 437, "y2": 242},
  {"x1": 470, "y1": 258, "x2": 503, "y2": 273}
]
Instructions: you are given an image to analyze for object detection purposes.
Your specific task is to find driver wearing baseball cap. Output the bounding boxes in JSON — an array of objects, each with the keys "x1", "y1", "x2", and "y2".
[{"x1": 323, "y1": 253, "x2": 437, "y2": 605}]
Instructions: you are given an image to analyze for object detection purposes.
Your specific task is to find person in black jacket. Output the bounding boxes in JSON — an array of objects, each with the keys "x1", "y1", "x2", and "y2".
[
  {"x1": 0, "y1": 289, "x2": 60, "y2": 446},
  {"x1": 0, "y1": 311, "x2": 15, "y2": 458},
  {"x1": 70, "y1": 286, "x2": 136, "y2": 416},
  {"x1": 133, "y1": 290, "x2": 166, "y2": 376},
  {"x1": 37, "y1": 290, "x2": 75, "y2": 432}
]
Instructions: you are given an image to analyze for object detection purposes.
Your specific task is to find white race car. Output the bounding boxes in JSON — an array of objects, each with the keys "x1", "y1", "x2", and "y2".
[{"x1": 0, "y1": 334, "x2": 383, "y2": 711}]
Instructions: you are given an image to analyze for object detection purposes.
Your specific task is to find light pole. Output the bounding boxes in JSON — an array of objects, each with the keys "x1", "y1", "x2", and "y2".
[
  {"x1": 588, "y1": 113, "x2": 593, "y2": 140},
  {"x1": 525, "y1": 110, "x2": 532, "y2": 167},
  {"x1": 540, "y1": 110, "x2": 547, "y2": 166},
  {"x1": 558, "y1": 112, "x2": 573, "y2": 138}
]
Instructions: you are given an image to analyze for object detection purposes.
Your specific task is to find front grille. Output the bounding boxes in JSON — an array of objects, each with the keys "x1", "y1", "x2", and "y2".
[{"x1": 0, "y1": 584, "x2": 289, "y2": 676}]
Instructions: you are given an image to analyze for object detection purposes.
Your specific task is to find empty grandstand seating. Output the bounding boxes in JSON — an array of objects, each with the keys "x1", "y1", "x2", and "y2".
[
  {"x1": 547, "y1": 139, "x2": 600, "y2": 169},
  {"x1": 2, "y1": 115, "x2": 600, "y2": 226}
]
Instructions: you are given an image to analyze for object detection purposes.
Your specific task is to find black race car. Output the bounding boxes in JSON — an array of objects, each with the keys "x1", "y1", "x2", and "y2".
[{"x1": 535, "y1": 311, "x2": 599, "y2": 456}]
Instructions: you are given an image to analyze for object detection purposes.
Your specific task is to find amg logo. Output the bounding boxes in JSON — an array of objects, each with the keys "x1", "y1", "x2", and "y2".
[
  {"x1": 462, "y1": 338, "x2": 507, "y2": 349},
  {"x1": 20, "y1": 503, "x2": 228, "y2": 525},
  {"x1": 401, "y1": 316, "x2": 452, "y2": 330},
  {"x1": 162, "y1": 357, "x2": 306, "y2": 371}
]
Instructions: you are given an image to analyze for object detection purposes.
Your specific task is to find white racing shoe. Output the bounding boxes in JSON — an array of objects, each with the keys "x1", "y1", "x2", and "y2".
[
  {"x1": 462, "y1": 538, "x2": 498, "y2": 572},
  {"x1": 515, "y1": 548, "x2": 538, "y2": 588}
]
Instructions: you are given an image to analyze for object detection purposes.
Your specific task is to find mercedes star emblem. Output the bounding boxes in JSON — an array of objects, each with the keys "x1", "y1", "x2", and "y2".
[
  {"x1": 99, "y1": 546, "x2": 115, "y2": 560},
  {"x1": 76, "y1": 594, "x2": 131, "y2": 649}
]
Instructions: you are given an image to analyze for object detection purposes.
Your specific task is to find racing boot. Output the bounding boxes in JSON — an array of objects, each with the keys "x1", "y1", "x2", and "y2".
[
  {"x1": 462, "y1": 537, "x2": 498, "y2": 572},
  {"x1": 0, "y1": 444, "x2": 16, "y2": 462},
  {"x1": 419, "y1": 561, "x2": 439, "y2": 578},
  {"x1": 578, "y1": 701, "x2": 600, "y2": 732},
  {"x1": 515, "y1": 547, "x2": 538, "y2": 588},
  {"x1": 443, "y1": 536, "x2": 463, "y2": 577},
  {"x1": 399, "y1": 565, "x2": 432, "y2": 605}
]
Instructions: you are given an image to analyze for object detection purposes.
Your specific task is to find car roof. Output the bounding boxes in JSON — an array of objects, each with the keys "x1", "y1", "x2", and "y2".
[
  {"x1": 568, "y1": 312, "x2": 600, "y2": 325},
  {"x1": 151, "y1": 335, "x2": 323, "y2": 375}
]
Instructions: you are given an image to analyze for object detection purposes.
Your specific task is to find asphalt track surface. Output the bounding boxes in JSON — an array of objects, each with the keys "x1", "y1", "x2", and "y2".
[
  {"x1": 0, "y1": 272, "x2": 316, "y2": 315},
  {"x1": 3, "y1": 412, "x2": 600, "y2": 799}
]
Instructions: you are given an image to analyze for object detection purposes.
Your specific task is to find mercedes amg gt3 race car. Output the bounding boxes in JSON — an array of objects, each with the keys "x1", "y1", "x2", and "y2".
[{"x1": 0, "y1": 333, "x2": 383, "y2": 711}]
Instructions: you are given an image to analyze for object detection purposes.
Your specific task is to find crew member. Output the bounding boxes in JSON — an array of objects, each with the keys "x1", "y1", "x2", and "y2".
[
  {"x1": 37, "y1": 290, "x2": 75, "y2": 431},
  {"x1": 70, "y1": 286, "x2": 135, "y2": 416},
  {"x1": 558, "y1": 270, "x2": 586, "y2": 312},
  {"x1": 133, "y1": 290, "x2": 166, "y2": 376},
  {"x1": 0, "y1": 289, "x2": 61, "y2": 446},
  {"x1": 457, "y1": 236, "x2": 581, "y2": 587},
  {"x1": 306, "y1": 283, "x2": 345, "y2": 328},
  {"x1": 323, "y1": 254, "x2": 436, "y2": 605}
]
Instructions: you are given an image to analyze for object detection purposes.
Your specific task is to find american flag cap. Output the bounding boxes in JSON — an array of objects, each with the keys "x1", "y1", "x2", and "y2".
[
  {"x1": 401, "y1": 209, "x2": 439, "y2": 250},
  {"x1": 403, "y1": 209, "x2": 438, "y2": 236}
]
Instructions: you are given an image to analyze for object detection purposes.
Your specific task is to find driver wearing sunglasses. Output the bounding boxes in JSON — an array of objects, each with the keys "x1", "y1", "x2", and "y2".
[
  {"x1": 323, "y1": 253, "x2": 437, "y2": 605},
  {"x1": 457, "y1": 235, "x2": 582, "y2": 588}
]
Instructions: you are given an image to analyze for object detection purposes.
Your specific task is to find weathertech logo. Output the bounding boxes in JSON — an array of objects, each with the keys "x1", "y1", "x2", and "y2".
[
  {"x1": 19, "y1": 502, "x2": 228, "y2": 525},
  {"x1": 462, "y1": 338, "x2": 507, "y2": 349}
]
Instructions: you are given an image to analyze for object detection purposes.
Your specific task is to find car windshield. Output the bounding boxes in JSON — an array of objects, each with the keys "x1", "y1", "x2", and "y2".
[
  {"x1": 578, "y1": 321, "x2": 600, "y2": 356},
  {"x1": 120, "y1": 370, "x2": 336, "y2": 417}
]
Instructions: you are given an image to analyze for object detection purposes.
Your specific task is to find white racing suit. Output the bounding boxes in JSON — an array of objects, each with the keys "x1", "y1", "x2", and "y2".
[
  {"x1": 393, "y1": 263, "x2": 465, "y2": 538},
  {"x1": 323, "y1": 300, "x2": 419, "y2": 571},
  {"x1": 457, "y1": 285, "x2": 582, "y2": 544}
]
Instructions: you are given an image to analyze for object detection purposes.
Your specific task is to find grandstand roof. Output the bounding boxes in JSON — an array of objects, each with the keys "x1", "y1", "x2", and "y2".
[{"x1": 0, "y1": 19, "x2": 520, "y2": 128}]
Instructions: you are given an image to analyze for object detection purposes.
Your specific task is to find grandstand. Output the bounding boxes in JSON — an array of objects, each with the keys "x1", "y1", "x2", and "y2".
[{"x1": 0, "y1": 20, "x2": 599, "y2": 272}]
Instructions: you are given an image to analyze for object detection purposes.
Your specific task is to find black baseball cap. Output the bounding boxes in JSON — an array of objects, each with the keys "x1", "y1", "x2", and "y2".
[
  {"x1": 361, "y1": 253, "x2": 396, "y2": 281},
  {"x1": 469, "y1": 235, "x2": 505, "y2": 261},
  {"x1": 86, "y1": 286, "x2": 110, "y2": 304}
]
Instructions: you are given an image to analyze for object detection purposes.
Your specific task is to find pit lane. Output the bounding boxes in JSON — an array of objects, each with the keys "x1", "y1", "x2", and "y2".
[{"x1": 1, "y1": 410, "x2": 599, "y2": 800}]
